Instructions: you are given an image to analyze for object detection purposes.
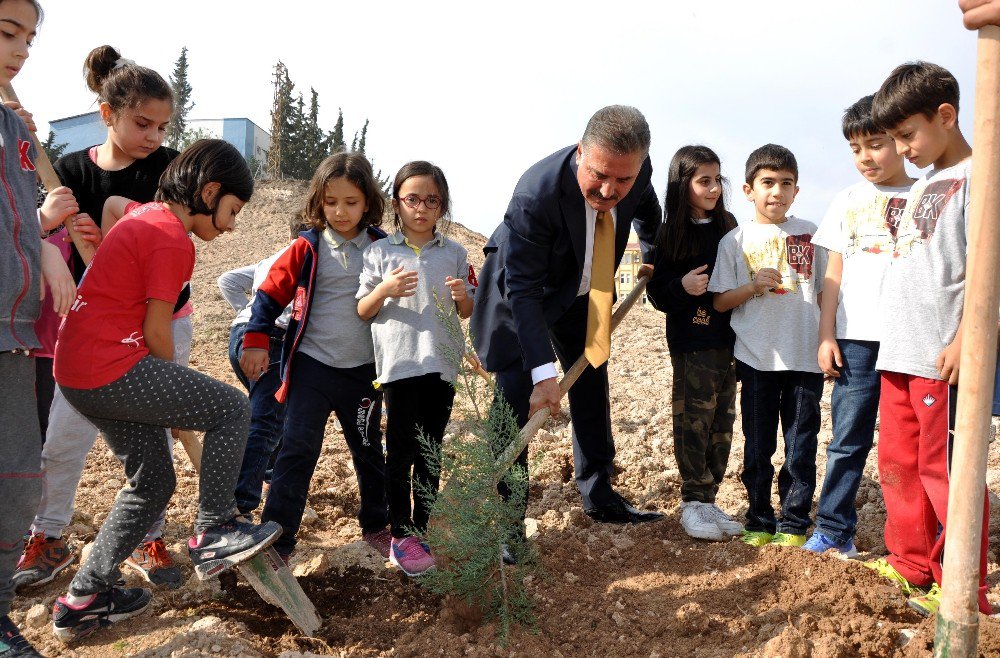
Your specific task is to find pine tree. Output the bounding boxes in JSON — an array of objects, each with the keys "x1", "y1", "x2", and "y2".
[
  {"x1": 165, "y1": 47, "x2": 194, "y2": 150},
  {"x1": 356, "y1": 119, "x2": 369, "y2": 155},
  {"x1": 41, "y1": 130, "x2": 68, "y2": 162}
]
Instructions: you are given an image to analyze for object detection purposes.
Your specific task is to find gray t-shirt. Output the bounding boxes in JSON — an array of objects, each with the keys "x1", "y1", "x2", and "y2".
[
  {"x1": 875, "y1": 158, "x2": 970, "y2": 379},
  {"x1": 708, "y1": 216, "x2": 824, "y2": 373},
  {"x1": 298, "y1": 228, "x2": 375, "y2": 369},
  {"x1": 357, "y1": 231, "x2": 475, "y2": 384}
]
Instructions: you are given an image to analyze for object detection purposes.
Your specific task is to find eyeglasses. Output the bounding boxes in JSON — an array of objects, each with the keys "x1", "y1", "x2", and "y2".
[{"x1": 399, "y1": 194, "x2": 442, "y2": 210}]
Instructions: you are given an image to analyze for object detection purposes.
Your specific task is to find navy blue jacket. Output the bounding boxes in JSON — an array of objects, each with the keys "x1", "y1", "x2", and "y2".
[{"x1": 471, "y1": 145, "x2": 661, "y2": 372}]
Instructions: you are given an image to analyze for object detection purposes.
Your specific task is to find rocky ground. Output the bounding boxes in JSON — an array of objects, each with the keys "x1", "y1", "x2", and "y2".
[{"x1": 12, "y1": 181, "x2": 1000, "y2": 657}]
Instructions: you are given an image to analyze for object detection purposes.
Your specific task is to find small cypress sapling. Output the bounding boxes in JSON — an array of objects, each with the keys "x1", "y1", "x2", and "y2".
[{"x1": 413, "y1": 291, "x2": 539, "y2": 644}]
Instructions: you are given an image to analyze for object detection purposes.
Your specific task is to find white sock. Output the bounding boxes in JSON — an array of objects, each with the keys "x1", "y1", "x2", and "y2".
[{"x1": 65, "y1": 593, "x2": 95, "y2": 607}]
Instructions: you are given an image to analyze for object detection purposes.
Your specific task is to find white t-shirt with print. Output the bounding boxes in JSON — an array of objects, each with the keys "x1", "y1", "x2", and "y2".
[
  {"x1": 708, "y1": 216, "x2": 825, "y2": 373},
  {"x1": 811, "y1": 180, "x2": 910, "y2": 342}
]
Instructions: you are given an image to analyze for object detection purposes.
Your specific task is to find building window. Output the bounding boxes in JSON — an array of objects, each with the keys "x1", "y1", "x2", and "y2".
[{"x1": 620, "y1": 272, "x2": 631, "y2": 285}]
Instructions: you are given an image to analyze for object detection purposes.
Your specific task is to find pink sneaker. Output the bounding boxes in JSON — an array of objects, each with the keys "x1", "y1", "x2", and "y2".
[
  {"x1": 389, "y1": 536, "x2": 435, "y2": 576},
  {"x1": 363, "y1": 528, "x2": 392, "y2": 559}
]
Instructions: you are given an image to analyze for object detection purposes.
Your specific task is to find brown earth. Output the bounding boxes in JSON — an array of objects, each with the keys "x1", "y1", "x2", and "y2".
[{"x1": 12, "y1": 180, "x2": 1000, "y2": 657}]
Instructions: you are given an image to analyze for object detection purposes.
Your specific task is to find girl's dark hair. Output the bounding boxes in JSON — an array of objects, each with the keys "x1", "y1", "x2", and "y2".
[
  {"x1": 84, "y1": 45, "x2": 172, "y2": 116},
  {"x1": 655, "y1": 145, "x2": 736, "y2": 264},
  {"x1": 303, "y1": 152, "x2": 384, "y2": 232},
  {"x1": 155, "y1": 139, "x2": 253, "y2": 214},
  {"x1": 392, "y1": 160, "x2": 451, "y2": 233}
]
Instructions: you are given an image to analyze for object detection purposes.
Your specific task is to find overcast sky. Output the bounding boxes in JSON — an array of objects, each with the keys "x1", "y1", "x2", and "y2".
[{"x1": 20, "y1": 0, "x2": 978, "y2": 235}]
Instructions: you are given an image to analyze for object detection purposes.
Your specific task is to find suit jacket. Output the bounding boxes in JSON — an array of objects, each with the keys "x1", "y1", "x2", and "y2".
[{"x1": 471, "y1": 145, "x2": 662, "y2": 372}]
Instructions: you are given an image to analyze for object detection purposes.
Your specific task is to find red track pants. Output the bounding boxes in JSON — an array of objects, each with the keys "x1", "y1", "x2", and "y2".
[{"x1": 878, "y1": 371, "x2": 990, "y2": 614}]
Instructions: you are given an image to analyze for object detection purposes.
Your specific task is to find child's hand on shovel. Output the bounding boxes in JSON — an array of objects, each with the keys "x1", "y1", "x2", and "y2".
[{"x1": 3, "y1": 100, "x2": 35, "y2": 132}]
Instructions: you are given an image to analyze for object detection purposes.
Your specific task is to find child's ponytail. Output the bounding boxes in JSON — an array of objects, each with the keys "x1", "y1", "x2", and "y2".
[{"x1": 83, "y1": 45, "x2": 172, "y2": 116}]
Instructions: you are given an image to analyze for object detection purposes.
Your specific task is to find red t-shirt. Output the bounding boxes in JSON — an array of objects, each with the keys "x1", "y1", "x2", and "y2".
[{"x1": 54, "y1": 202, "x2": 194, "y2": 389}]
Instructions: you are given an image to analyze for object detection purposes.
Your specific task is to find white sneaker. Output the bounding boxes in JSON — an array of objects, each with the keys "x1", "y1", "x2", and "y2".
[
  {"x1": 680, "y1": 501, "x2": 724, "y2": 541},
  {"x1": 703, "y1": 503, "x2": 744, "y2": 537}
]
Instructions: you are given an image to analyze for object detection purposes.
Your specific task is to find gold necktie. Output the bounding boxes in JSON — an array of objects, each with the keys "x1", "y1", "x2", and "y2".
[{"x1": 585, "y1": 210, "x2": 614, "y2": 367}]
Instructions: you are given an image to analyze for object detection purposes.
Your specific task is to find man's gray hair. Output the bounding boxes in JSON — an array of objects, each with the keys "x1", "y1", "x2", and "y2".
[{"x1": 581, "y1": 105, "x2": 651, "y2": 156}]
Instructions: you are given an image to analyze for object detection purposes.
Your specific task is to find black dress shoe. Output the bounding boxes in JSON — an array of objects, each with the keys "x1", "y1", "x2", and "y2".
[{"x1": 584, "y1": 498, "x2": 664, "y2": 525}]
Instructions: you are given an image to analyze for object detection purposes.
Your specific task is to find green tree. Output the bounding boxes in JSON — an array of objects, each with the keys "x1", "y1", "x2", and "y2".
[
  {"x1": 41, "y1": 130, "x2": 67, "y2": 162},
  {"x1": 165, "y1": 47, "x2": 194, "y2": 150},
  {"x1": 267, "y1": 61, "x2": 292, "y2": 179},
  {"x1": 329, "y1": 107, "x2": 345, "y2": 153}
]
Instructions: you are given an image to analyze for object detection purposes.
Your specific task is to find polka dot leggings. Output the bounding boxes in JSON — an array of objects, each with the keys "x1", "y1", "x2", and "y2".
[{"x1": 60, "y1": 356, "x2": 250, "y2": 596}]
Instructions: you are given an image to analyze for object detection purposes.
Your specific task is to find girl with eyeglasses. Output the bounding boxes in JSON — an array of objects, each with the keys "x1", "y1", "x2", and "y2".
[
  {"x1": 239, "y1": 152, "x2": 391, "y2": 564},
  {"x1": 357, "y1": 161, "x2": 476, "y2": 576}
]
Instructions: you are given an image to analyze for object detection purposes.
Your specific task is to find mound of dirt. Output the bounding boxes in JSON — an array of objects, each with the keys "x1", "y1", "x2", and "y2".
[{"x1": 16, "y1": 179, "x2": 1000, "y2": 657}]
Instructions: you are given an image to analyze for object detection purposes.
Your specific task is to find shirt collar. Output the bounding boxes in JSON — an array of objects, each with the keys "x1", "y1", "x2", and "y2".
[
  {"x1": 322, "y1": 227, "x2": 369, "y2": 249},
  {"x1": 387, "y1": 230, "x2": 445, "y2": 248}
]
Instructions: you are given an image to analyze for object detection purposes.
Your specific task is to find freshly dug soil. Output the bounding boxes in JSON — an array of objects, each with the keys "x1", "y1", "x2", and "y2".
[{"x1": 14, "y1": 180, "x2": 1000, "y2": 657}]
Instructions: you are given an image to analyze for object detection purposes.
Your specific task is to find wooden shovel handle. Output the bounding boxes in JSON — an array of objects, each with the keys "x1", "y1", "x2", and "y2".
[
  {"x1": 935, "y1": 23, "x2": 1000, "y2": 653},
  {"x1": 492, "y1": 276, "x2": 649, "y2": 476},
  {"x1": 0, "y1": 83, "x2": 97, "y2": 264}
]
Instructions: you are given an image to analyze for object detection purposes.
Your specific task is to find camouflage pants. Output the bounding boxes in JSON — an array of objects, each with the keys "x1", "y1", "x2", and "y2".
[{"x1": 670, "y1": 348, "x2": 737, "y2": 503}]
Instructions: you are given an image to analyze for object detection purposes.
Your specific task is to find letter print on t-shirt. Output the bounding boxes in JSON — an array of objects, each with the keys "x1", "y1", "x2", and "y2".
[
  {"x1": 844, "y1": 195, "x2": 908, "y2": 253},
  {"x1": 894, "y1": 178, "x2": 963, "y2": 258},
  {"x1": 743, "y1": 233, "x2": 815, "y2": 295}
]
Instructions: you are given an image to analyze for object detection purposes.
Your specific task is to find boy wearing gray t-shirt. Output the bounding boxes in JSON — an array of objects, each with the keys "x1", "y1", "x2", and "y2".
[
  {"x1": 708, "y1": 144, "x2": 825, "y2": 549},
  {"x1": 865, "y1": 61, "x2": 990, "y2": 617}
]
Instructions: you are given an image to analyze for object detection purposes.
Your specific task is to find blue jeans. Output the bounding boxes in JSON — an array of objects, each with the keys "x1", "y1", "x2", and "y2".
[
  {"x1": 228, "y1": 323, "x2": 286, "y2": 516},
  {"x1": 736, "y1": 360, "x2": 823, "y2": 535},
  {"x1": 815, "y1": 339, "x2": 880, "y2": 544}
]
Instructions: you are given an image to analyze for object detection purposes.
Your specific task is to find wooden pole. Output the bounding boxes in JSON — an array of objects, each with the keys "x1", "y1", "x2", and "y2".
[
  {"x1": 0, "y1": 83, "x2": 97, "y2": 264},
  {"x1": 491, "y1": 277, "x2": 649, "y2": 479},
  {"x1": 934, "y1": 24, "x2": 1000, "y2": 658}
]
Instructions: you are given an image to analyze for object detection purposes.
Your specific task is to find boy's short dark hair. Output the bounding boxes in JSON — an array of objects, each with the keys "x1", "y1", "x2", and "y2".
[
  {"x1": 871, "y1": 61, "x2": 960, "y2": 131},
  {"x1": 155, "y1": 139, "x2": 253, "y2": 214},
  {"x1": 842, "y1": 95, "x2": 881, "y2": 141},
  {"x1": 744, "y1": 144, "x2": 798, "y2": 185}
]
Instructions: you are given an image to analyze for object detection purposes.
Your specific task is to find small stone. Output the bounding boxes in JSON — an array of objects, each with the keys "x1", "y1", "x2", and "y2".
[
  {"x1": 301, "y1": 506, "x2": 319, "y2": 526},
  {"x1": 105, "y1": 478, "x2": 122, "y2": 489},
  {"x1": 525, "y1": 518, "x2": 539, "y2": 539},
  {"x1": 191, "y1": 615, "x2": 221, "y2": 631},
  {"x1": 898, "y1": 629, "x2": 916, "y2": 647},
  {"x1": 564, "y1": 572, "x2": 579, "y2": 583},
  {"x1": 612, "y1": 611, "x2": 626, "y2": 626},
  {"x1": 211, "y1": 645, "x2": 222, "y2": 653},
  {"x1": 25, "y1": 604, "x2": 46, "y2": 629},
  {"x1": 293, "y1": 552, "x2": 331, "y2": 578}
]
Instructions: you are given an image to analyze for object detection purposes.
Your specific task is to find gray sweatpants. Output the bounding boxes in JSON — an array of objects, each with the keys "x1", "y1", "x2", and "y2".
[
  {"x1": 0, "y1": 352, "x2": 43, "y2": 616},
  {"x1": 61, "y1": 356, "x2": 249, "y2": 596},
  {"x1": 32, "y1": 316, "x2": 194, "y2": 542}
]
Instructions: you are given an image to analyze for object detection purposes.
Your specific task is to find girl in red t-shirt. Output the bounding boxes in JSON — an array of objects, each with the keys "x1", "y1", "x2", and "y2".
[{"x1": 51, "y1": 140, "x2": 281, "y2": 643}]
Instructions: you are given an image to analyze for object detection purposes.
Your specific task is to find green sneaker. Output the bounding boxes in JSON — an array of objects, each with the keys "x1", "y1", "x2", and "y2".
[
  {"x1": 864, "y1": 557, "x2": 924, "y2": 596},
  {"x1": 771, "y1": 532, "x2": 806, "y2": 547},
  {"x1": 908, "y1": 583, "x2": 942, "y2": 617},
  {"x1": 741, "y1": 530, "x2": 774, "y2": 547}
]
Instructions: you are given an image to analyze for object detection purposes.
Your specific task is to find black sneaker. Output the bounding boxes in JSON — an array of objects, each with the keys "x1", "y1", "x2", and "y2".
[
  {"x1": 0, "y1": 615, "x2": 41, "y2": 657},
  {"x1": 187, "y1": 518, "x2": 282, "y2": 580},
  {"x1": 51, "y1": 587, "x2": 151, "y2": 643}
]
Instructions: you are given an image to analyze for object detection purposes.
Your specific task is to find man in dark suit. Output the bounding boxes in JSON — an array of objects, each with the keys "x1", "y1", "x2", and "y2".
[{"x1": 471, "y1": 105, "x2": 663, "y2": 527}]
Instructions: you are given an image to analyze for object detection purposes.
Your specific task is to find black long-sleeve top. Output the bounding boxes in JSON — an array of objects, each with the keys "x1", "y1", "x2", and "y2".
[{"x1": 646, "y1": 221, "x2": 735, "y2": 354}]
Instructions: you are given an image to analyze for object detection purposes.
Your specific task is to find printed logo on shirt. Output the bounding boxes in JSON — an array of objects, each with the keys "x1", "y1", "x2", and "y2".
[
  {"x1": 842, "y1": 192, "x2": 907, "y2": 257},
  {"x1": 70, "y1": 295, "x2": 88, "y2": 313},
  {"x1": 120, "y1": 332, "x2": 143, "y2": 349},
  {"x1": 17, "y1": 139, "x2": 34, "y2": 172},
  {"x1": 692, "y1": 307, "x2": 711, "y2": 326},
  {"x1": 292, "y1": 286, "x2": 306, "y2": 321},
  {"x1": 893, "y1": 177, "x2": 964, "y2": 258},
  {"x1": 357, "y1": 397, "x2": 375, "y2": 447},
  {"x1": 923, "y1": 394, "x2": 936, "y2": 408},
  {"x1": 743, "y1": 232, "x2": 815, "y2": 296},
  {"x1": 467, "y1": 264, "x2": 478, "y2": 288}
]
